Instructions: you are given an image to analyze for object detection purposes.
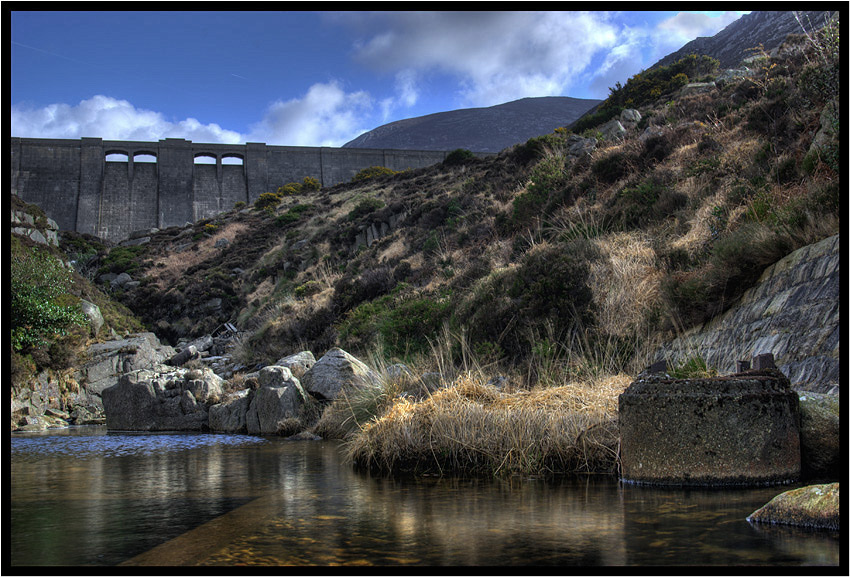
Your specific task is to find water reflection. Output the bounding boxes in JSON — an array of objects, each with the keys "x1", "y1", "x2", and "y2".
[{"x1": 10, "y1": 428, "x2": 840, "y2": 566}]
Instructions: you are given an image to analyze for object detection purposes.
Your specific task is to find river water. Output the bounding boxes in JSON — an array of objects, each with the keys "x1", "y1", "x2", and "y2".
[{"x1": 10, "y1": 426, "x2": 840, "y2": 567}]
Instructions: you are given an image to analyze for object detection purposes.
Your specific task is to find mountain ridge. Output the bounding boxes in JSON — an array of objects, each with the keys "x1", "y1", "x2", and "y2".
[{"x1": 343, "y1": 96, "x2": 601, "y2": 153}]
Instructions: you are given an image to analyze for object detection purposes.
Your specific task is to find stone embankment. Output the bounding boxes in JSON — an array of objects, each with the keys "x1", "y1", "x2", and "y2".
[{"x1": 657, "y1": 234, "x2": 839, "y2": 393}]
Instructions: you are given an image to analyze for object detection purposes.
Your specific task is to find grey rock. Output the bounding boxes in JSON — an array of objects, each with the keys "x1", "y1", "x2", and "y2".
[
  {"x1": 110, "y1": 272, "x2": 133, "y2": 288},
  {"x1": 679, "y1": 82, "x2": 717, "y2": 96},
  {"x1": 798, "y1": 392, "x2": 840, "y2": 480},
  {"x1": 247, "y1": 383, "x2": 304, "y2": 435},
  {"x1": 209, "y1": 391, "x2": 251, "y2": 433},
  {"x1": 80, "y1": 299, "x2": 104, "y2": 336},
  {"x1": 300, "y1": 348, "x2": 380, "y2": 401},
  {"x1": 168, "y1": 345, "x2": 199, "y2": 367},
  {"x1": 598, "y1": 119, "x2": 626, "y2": 141},
  {"x1": 273, "y1": 351, "x2": 317, "y2": 379}
]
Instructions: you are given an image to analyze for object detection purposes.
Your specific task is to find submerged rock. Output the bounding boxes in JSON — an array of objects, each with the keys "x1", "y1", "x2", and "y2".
[{"x1": 748, "y1": 483, "x2": 839, "y2": 530}]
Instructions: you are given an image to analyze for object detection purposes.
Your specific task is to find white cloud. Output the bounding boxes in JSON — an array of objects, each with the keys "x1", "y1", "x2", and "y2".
[
  {"x1": 11, "y1": 95, "x2": 243, "y2": 143},
  {"x1": 350, "y1": 11, "x2": 619, "y2": 107},
  {"x1": 657, "y1": 11, "x2": 744, "y2": 43},
  {"x1": 246, "y1": 81, "x2": 373, "y2": 147}
]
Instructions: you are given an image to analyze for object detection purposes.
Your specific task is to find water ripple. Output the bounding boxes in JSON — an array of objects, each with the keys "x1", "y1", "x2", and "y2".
[{"x1": 11, "y1": 431, "x2": 266, "y2": 461}]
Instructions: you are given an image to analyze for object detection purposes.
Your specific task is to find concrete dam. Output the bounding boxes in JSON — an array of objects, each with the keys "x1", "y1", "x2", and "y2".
[{"x1": 10, "y1": 137, "x2": 456, "y2": 243}]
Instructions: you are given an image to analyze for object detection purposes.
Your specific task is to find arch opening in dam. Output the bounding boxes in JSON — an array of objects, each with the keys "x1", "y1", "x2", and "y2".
[{"x1": 11, "y1": 137, "x2": 466, "y2": 243}]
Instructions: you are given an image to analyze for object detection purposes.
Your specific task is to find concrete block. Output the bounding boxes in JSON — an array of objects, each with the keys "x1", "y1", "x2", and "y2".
[{"x1": 619, "y1": 371, "x2": 800, "y2": 486}]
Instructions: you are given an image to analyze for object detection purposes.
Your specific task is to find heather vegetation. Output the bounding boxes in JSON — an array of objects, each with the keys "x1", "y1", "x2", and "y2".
[{"x1": 12, "y1": 16, "x2": 840, "y2": 476}]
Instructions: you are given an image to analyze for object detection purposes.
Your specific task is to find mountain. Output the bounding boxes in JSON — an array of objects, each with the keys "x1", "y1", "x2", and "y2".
[
  {"x1": 651, "y1": 10, "x2": 835, "y2": 70},
  {"x1": 342, "y1": 96, "x2": 602, "y2": 153}
]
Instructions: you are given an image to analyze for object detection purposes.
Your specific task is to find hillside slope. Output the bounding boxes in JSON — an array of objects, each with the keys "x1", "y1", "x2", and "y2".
[
  {"x1": 342, "y1": 96, "x2": 601, "y2": 153},
  {"x1": 89, "y1": 16, "x2": 839, "y2": 392}
]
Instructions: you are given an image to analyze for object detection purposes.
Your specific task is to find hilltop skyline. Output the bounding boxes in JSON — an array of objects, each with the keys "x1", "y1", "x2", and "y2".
[{"x1": 10, "y1": 10, "x2": 747, "y2": 147}]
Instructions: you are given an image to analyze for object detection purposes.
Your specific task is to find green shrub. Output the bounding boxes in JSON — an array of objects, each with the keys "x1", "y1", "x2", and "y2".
[
  {"x1": 11, "y1": 248, "x2": 87, "y2": 351},
  {"x1": 276, "y1": 203, "x2": 314, "y2": 226},
  {"x1": 99, "y1": 245, "x2": 146, "y2": 275},
  {"x1": 255, "y1": 192, "x2": 282, "y2": 210},
  {"x1": 294, "y1": 280, "x2": 324, "y2": 298},
  {"x1": 301, "y1": 176, "x2": 321, "y2": 191},
  {"x1": 347, "y1": 197, "x2": 385, "y2": 221},
  {"x1": 511, "y1": 156, "x2": 569, "y2": 228},
  {"x1": 511, "y1": 135, "x2": 561, "y2": 165},
  {"x1": 443, "y1": 148, "x2": 476, "y2": 167},
  {"x1": 352, "y1": 166, "x2": 399, "y2": 182},
  {"x1": 455, "y1": 240, "x2": 597, "y2": 359},
  {"x1": 592, "y1": 152, "x2": 629, "y2": 184},
  {"x1": 669, "y1": 356, "x2": 717, "y2": 379}
]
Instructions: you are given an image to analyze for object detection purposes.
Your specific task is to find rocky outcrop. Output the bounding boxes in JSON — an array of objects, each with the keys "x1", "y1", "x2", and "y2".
[
  {"x1": 747, "y1": 483, "x2": 839, "y2": 530},
  {"x1": 11, "y1": 209, "x2": 59, "y2": 247},
  {"x1": 656, "y1": 235, "x2": 839, "y2": 392},
  {"x1": 619, "y1": 369, "x2": 801, "y2": 486},
  {"x1": 76, "y1": 332, "x2": 176, "y2": 408},
  {"x1": 102, "y1": 366, "x2": 224, "y2": 431}
]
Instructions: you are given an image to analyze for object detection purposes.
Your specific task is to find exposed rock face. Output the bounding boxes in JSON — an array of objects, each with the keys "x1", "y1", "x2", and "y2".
[
  {"x1": 74, "y1": 332, "x2": 177, "y2": 412},
  {"x1": 343, "y1": 96, "x2": 602, "y2": 153},
  {"x1": 300, "y1": 348, "x2": 380, "y2": 401},
  {"x1": 101, "y1": 366, "x2": 224, "y2": 431},
  {"x1": 657, "y1": 235, "x2": 839, "y2": 392},
  {"x1": 11, "y1": 209, "x2": 59, "y2": 246},
  {"x1": 652, "y1": 11, "x2": 835, "y2": 70},
  {"x1": 797, "y1": 392, "x2": 840, "y2": 480},
  {"x1": 747, "y1": 483, "x2": 839, "y2": 530},
  {"x1": 618, "y1": 370, "x2": 801, "y2": 486}
]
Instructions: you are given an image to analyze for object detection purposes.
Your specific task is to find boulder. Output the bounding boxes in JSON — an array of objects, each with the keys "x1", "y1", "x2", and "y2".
[
  {"x1": 618, "y1": 370, "x2": 801, "y2": 485},
  {"x1": 168, "y1": 345, "x2": 199, "y2": 367},
  {"x1": 598, "y1": 119, "x2": 626, "y2": 141},
  {"x1": 209, "y1": 391, "x2": 251, "y2": 433},
  {"x1": 565, "y1": 134, "x2": 597, "y2": 158},
  {"x1": 747, "y1": 483, "x2": 839, "y2": 530},
  {"x1": 619, "y1": 108, "x2": 641, "y2": 128},
  {"x1": 246, "y1": 382, "x2": 304, "y2": 435},
  {"x1": 80, "y1": 299, "x2": 104, "y2": 337},
  {"x1": 272, "y1": 351, "x2": 316, "y2": 379},
  {"x1": 110, "y1": 272, "x2": 133, "y2": 289},
  {"x1": 798, "y1": 392, "x2": 840, "y2": 480},
  {"x1": 679, "y1": 81, "x2": 717, "y2": 96},
  {"x1": 300, "y1": 348, "x2": 379, "y2": 402}
]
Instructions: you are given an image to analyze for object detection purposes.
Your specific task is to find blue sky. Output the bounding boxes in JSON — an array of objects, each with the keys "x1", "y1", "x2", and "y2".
[{"x1": 10, "y1": 10, "x2": 749, "y2": 147}]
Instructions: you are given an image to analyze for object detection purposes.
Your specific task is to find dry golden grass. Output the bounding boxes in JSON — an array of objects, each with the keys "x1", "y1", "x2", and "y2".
[
  {"x1": 148, "y1": 221, "x2": 250, "y2": 288},
  {"x1": 344, "y1": 372, "x2": 629, "y2": 477},
  {"x1": 588, "y1": 231, "x2": 663, "y2": 337}
]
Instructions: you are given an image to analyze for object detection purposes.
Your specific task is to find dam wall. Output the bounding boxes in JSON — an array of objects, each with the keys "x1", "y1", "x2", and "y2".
[{"x1": 10, "y1": 137, "x2": 455, "y2": 243}]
